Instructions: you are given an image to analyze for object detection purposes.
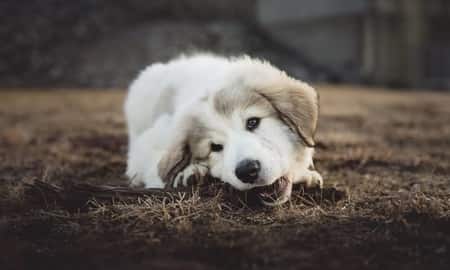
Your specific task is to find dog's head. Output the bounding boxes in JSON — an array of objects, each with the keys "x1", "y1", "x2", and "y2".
[{"x1": 158, "y1": 60, "x2": 319, "y2": 205}]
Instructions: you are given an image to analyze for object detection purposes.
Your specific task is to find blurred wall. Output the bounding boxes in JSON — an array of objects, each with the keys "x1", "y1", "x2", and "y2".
[
  {"x1": 258, "y1": 0, "x2": 367, "y2": 82},
  {"x1": 258, "y1": 0, "x2": 450, "y2": 89},
  {"x1": 0, "y1": 0, "x2": 256, "y2": 87}
]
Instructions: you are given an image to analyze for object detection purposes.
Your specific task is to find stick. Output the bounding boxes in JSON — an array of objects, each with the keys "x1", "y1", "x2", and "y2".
[{"x1": 24, "y1": 180, "x2": 347, "y2": 210}]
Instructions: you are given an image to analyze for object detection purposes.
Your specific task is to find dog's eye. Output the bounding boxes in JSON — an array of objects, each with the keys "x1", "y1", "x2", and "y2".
[
  {"x1": 246, "y1": 117, "x2": 261, "y2": 131},
  {"x1": 210, "y1": 143, "x2": 223, "y2": 152}
]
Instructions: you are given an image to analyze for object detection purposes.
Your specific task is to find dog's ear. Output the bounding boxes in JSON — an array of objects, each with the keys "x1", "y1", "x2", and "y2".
[
  {"x1": 157, "y1": 135, "x2": 192, "y2": 187},
  {"x1": 257, "y1": 83, "x2": 319, "y2": 147}
]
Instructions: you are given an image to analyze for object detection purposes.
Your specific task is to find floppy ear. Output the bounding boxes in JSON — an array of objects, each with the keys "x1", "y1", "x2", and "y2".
[
  {"x1": 157, "y1": 135, "x2": 192, "y2": 186},
  {"x1": 257, "y1": 84, "x2": 319, "y2": 147}
]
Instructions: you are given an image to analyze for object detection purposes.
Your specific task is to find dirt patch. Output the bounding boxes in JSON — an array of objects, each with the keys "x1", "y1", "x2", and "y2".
[{"x1": 1, "y1": 86, "x2": 449, "y2": 270}]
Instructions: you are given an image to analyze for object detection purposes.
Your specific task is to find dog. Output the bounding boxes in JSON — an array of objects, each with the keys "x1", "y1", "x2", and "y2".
[{"x1": 125, "y1": 54, "x2": 323, "y2": 205}]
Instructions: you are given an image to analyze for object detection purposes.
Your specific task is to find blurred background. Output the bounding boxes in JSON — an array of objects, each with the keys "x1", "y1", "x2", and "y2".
[{"x1": 1, "y1": 0, "x2": 449, "y2": 90}]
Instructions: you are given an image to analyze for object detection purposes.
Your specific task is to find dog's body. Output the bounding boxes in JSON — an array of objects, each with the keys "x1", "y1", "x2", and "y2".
[{"x1": 125, "y1": 54, "x2": 322, "y2": 205}]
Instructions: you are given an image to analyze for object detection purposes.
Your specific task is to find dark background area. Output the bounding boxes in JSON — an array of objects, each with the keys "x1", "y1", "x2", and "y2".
[
  {"x1": 1, "y1": 0, "x2": 450, "y2": 89},
  {"x1": 0, "y1": 0, "x2": 262, "y2": 87},
  {"x1": 1, "y1": 2, "x2": 450, "y2": 270}
]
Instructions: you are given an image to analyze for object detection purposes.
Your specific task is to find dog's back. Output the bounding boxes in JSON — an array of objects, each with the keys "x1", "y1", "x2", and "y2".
[{"x1": 125, "y1": 54, "x2": 229, "y2": 141}]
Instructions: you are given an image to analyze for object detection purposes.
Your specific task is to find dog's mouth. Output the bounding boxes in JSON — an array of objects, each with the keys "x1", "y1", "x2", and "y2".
[{"x1": 252, "y1": 176, "x2": 292, "y2": 206}]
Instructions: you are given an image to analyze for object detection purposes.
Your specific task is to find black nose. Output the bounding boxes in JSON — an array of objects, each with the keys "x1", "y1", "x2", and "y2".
[{"x1": 235, "y1": 159, "x2": 261, "y2": 183}]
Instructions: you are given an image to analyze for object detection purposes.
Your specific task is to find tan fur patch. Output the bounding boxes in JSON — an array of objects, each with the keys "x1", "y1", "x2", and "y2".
[
  {"x1": 213, "y1": 80, "x2": 318, "y2": 147},
  {"x1": 214, "y1": 88, "x2": 269, "y2": 116},
  {"x1": 255, "y1": 84, "x2": 318, "y2": 147},
  {"x1": 157, "y1": 115, "x2": 211, "y2": 184}
]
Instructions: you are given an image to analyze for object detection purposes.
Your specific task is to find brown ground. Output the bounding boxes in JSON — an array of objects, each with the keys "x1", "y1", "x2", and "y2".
[{"x1": 1, "y1": 86, "x2": 449, "y2": 270}]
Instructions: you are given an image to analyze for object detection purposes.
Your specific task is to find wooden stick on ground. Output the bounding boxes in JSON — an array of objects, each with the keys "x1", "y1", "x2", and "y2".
[{"x1": 24, "y1": 180, "x2": 347, "y2": 210}]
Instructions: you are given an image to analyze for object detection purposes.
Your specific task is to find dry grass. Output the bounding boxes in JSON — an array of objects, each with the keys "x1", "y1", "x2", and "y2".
[{"x1": 0, "y1": 86, "x2": 449, "y2": 270}]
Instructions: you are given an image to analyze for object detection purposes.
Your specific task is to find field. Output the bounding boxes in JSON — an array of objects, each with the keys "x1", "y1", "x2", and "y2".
[{"x1": 1, "y1": 86, "x2": 449, "y2": 270}]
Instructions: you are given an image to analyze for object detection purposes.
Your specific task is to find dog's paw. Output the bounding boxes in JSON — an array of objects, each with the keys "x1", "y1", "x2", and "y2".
[
  {"x1": 128, "y1": 174, "x2": 145, "y2": 188},
  {"x1": 172, "y1": 164, "x2": 208, "y2": 188},
  {"x1": 295, "y1": 170, "x2": 323, "y2": 188},
  {"x1": 130, "y1": 180, "x2": 145, "y2": 188},
  {"x1": 129, "y1": 173, "x2": 166, "y2": 189},
  {"x1": 308, "y1": 171, "x2": 323, "y2": 188}
]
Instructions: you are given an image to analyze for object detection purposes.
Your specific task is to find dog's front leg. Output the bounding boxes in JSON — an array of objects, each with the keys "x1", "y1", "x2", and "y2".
[{"x1": 127, "y1": 115, "x2": 173, "y2": 188}]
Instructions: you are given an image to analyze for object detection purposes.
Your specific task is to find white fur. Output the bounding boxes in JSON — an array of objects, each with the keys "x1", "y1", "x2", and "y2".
[{"x1": 125, "y1": 54, "x2": 322, "y2": 192}]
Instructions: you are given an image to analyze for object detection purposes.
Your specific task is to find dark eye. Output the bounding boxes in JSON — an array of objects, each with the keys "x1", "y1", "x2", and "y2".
[
  {"x1": 210, "y1": 142, "x2": 223, "y2": 152},
  {"x1": 246, "y1": 117, "x2": 261, "y2": 131}
]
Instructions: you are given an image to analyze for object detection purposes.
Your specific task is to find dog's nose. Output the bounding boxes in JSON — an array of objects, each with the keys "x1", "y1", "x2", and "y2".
[{"x1": 235, "y1": 159, "x2": 261, "y2": 183}]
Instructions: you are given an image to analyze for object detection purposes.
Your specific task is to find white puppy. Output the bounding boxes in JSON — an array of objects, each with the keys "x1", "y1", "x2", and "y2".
[{"x1": 125, "y1": 54, "x2": 323, "y2": 205}]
